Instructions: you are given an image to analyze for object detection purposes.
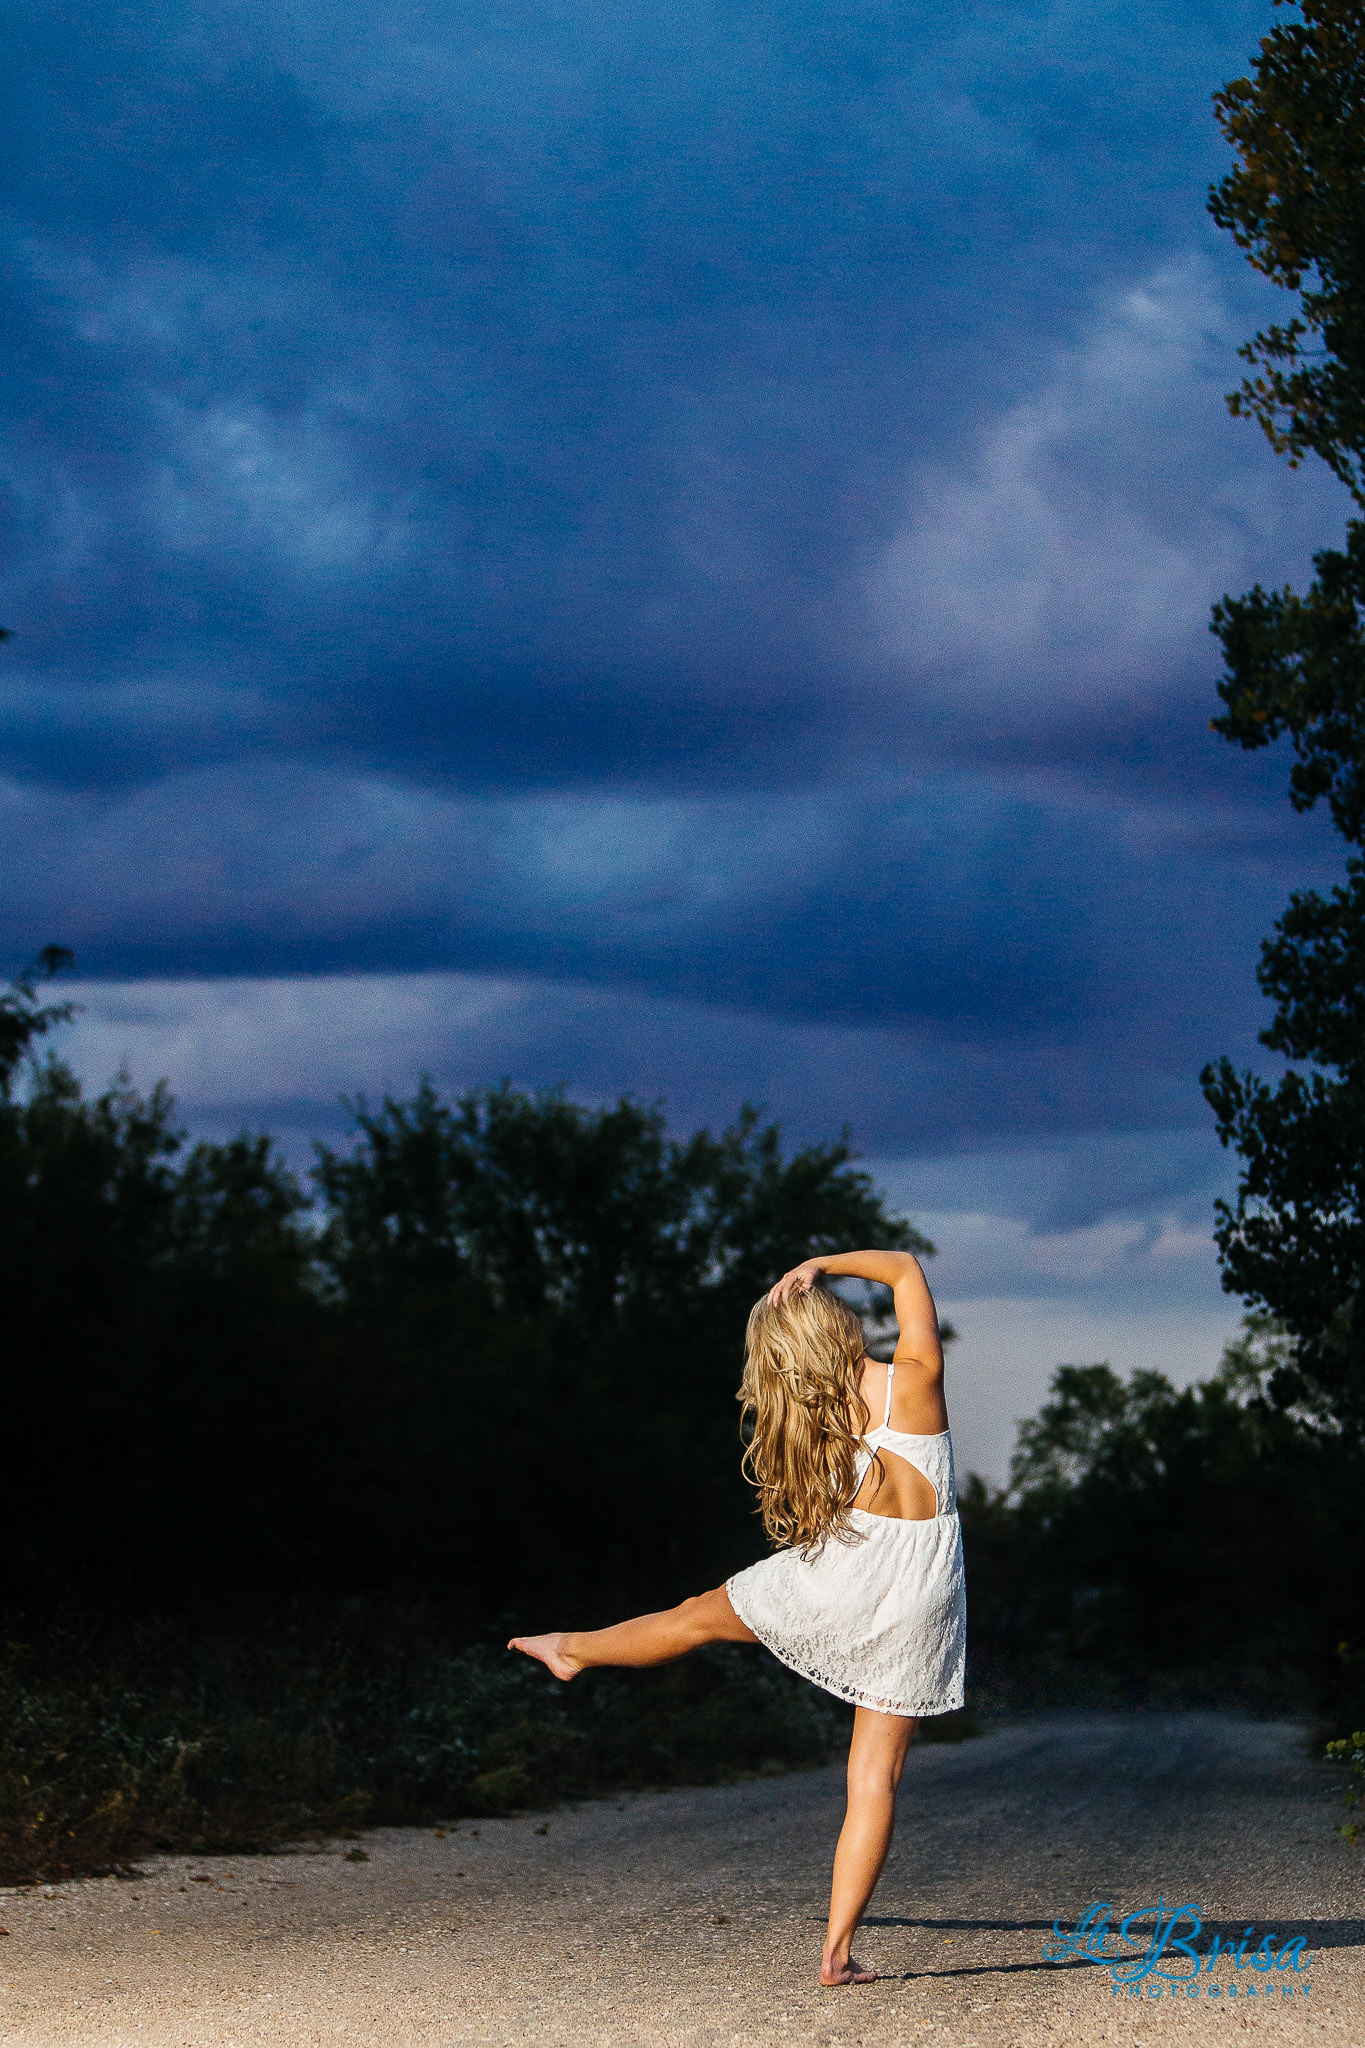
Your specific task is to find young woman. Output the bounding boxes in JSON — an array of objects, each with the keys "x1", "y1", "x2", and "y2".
[{"x1": 509, "y1": 1248, "x2": 966, "y2": 1987}]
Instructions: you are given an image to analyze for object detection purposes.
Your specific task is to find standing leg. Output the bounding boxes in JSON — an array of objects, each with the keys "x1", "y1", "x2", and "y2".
[
  {"x1": 509, "y1": 1584, "x2": 756, "y2": 1679},
  {"x1": 820, "y1": 1706, "x2": 917, "y2": 1986}
]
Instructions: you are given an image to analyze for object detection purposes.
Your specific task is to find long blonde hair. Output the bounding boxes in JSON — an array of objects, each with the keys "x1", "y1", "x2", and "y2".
[{"x1": 738, "y1": 1284, "x2": 871, "y2": 1556}]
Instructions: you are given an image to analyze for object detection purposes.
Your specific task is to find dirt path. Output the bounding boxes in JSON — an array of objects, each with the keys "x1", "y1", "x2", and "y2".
[{"x1": 0, "y1": 1713, "x2": 1359, "y2": 2046}]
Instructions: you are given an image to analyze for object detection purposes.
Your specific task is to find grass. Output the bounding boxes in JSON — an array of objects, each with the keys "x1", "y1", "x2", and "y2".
[
  {"x1": 0, "y1": 1613, "x2": 859, "y2": 1884},
  {"x1": 38, "y1": 1607, "x2": 1334, "y2": 1886},
  {"x1": 0, "y1": 1606, "x2": 985, "y2": 1885}
]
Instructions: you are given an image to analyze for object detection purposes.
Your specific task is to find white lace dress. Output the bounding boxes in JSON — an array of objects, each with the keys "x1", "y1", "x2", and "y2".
[{"x1": 725, "y1": 1372, "x2": 966, "y2": 1719}]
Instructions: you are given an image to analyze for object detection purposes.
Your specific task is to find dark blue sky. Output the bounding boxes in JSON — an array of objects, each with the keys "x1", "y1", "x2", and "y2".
[{"x1": 2, "y1": 0, "x2": 1351, "y2": 1463}]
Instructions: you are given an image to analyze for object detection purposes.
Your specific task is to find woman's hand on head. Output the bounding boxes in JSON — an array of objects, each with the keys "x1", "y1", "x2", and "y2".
[{"x1": 768, "y1": 1258, "x2": 825, "y2": 1305}]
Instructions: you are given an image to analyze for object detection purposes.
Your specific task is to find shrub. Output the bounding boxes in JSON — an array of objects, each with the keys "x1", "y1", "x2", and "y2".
[{"x1": 0, "y1": 1616, "x2": 850, "y2": 1883}]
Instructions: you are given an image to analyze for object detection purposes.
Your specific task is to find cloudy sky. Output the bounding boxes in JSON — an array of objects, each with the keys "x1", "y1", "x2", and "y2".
[{"x1": 2, "y1": 0, "x2": 1349, "y2": 1474}]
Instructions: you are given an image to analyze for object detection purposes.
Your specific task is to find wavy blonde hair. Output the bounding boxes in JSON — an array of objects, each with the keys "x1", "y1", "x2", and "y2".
[{"x1": 738, "y1": 1283, "x2": 872, "y2": 1556}]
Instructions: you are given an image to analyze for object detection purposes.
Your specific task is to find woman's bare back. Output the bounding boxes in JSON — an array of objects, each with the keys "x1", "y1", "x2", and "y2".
[{"x1": 850, "y1": 1353, "x2": 949, "y2": 1521}]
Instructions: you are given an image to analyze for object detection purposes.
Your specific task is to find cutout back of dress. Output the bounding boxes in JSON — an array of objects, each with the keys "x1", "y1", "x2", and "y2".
[{"x1": 853, "y1": 1360, "x2": 956, "y2": 1519}]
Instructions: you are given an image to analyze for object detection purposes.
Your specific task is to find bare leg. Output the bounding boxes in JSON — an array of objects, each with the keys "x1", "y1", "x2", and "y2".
[
  {"x1": 509, "y1": 1584, "x2": 757, "y2": 1680},
  {"x1": 819, "y1": 1706, "x2": 917, "y2": 1986}
]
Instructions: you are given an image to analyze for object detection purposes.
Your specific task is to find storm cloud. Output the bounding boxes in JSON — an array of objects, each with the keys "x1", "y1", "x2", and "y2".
[{"x1": 2, "y1": 0, "x2": 1350, "y2": 1465}]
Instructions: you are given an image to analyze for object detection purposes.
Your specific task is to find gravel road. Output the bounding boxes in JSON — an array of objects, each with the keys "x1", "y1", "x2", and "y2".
[{"x1": 0, "y1": 1712, "x2": 1358, "y2": 2046}]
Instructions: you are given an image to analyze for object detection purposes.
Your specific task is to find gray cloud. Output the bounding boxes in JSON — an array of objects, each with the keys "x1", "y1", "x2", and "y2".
[{"x1": 0, "y1": 0, "x2": 1340, "y2": 1191}]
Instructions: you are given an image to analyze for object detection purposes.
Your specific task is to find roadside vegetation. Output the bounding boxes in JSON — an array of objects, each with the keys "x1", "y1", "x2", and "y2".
[
  {"x1": 0, "y1": 952, "x2": 1355, "y2": 1881},
  {"x1": 0, "y1": 1627, "x2": 854, "y2": 1885},
  {"x1": 11, "y1": 0, "x2": 1365, "y2": 1885}
]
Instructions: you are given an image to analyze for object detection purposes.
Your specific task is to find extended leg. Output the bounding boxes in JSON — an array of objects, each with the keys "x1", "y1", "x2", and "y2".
[
  {"x1": 508, "y1": 1583, "x2": 756, "y2": 1680},
  {"x1": 820, "y1": 1706, "x2": 917, "y2": 1986}
]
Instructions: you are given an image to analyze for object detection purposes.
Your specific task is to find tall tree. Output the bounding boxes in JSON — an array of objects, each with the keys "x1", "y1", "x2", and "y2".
[
  {"x1": 1204, "y1": 0, "x2": 1365, "y2": 1435},
  {"x1": 0, "y1": 966, "x2": 929, "y2": 1621},
  {"x1": 0, "y1": 951, "x2": 323, "y2": 1600},
  {"x1": 313, "y1": 1084, "x2": 928, "y2": 1612},
  {"x1": 1210, "y1": 0, "x2": 1365, "y2": 503}
]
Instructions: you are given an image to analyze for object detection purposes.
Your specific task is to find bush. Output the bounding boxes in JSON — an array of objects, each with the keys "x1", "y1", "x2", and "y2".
[
  {"x1": 1325, "y1": 1730, "x2": 1364, "y2": 1844},
  {"x1": 0, "y1": 1614, "x2": 851, "y2": 1884}
]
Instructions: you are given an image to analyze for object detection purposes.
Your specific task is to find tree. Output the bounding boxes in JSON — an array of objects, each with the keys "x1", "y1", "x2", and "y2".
[
  {"x1": 313, "y1": 1083, "x2": 929, "y2": 1613},
  {"x1": 0, "y1": 945, "x2": 76, "y2": 1090},
  {"x1": 0, "y1": 962, "x2": 930, "y2": 1622},
  {"x1": 314, "y1": 1082, "x2": 928, "y2": 1334},
  {"x1": 1209, "y1": 0, "x2": 1365, "y2": 503},
  {"x1": 1203, "y1": 1, "x2": 1365, "y2": 1434},
  {"x1": 958, "y1": 1329, "x2": 1363, "y2": 1680},
  {"x1": 0, "y1": 951, "x2": 324, "y2": 1600}
]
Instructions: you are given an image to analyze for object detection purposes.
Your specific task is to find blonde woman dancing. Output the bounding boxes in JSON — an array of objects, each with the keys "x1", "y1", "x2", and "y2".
[{"x1": 510, "y1": 1249, "x2": 966, "y2": 1987}]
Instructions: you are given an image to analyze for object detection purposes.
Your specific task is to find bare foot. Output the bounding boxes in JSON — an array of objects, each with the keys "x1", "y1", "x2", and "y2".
[
  {"x1": 819, "y1": 1953, "x2": 877, "y2": 1986},
  {"x1": 507, "y1": 1632, "x2": 582, "y2": 1681}
]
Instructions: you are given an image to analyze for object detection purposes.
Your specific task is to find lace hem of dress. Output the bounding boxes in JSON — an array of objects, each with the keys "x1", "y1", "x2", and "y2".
[{"x1": 727, "y1": 1587, "x2": 964, "y2": 1720}]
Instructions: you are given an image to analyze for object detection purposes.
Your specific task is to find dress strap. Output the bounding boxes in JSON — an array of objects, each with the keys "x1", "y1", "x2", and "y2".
[{"x1": 883, "y1": 1358, "x2": 895, "y2": 1428}]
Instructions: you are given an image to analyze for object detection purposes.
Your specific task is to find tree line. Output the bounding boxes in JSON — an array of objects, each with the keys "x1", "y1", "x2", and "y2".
[
  {"x1": 0, "y1": 959, "x2": 926, "y2": 1628},
  {"x1": 3, "y1": 949, "x2": 1362, "y2": 1702},
  {"x1": 8, "y1": 0, "x2": 1365, "y2": 1719}
]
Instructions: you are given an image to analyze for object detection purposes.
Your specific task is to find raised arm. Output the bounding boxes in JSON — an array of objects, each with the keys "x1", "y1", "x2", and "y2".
[{"x1": 769, "y1": 1249, "x2": 943, "y2": 1372}]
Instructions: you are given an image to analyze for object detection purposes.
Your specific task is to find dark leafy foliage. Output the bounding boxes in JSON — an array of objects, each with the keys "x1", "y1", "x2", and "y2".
[
  {"x1": 310, "y1": 1083, "x2": 927, "y2": 1615},
  {"x1": 0, "y1": 964, "x2": 941, "y2": 1879},
  {"x1": 1211, "y1": 523, "x2": 1365, "y2": 844},
  {"x1": 0, "y1": 945, "x2": 74, "y2": 1087},
  {"x1": 0, "y1": 1616, "x2": 849, "y2": 1885},
  {"x1": 0, "y1": 954, "x2": 923, "y2": 1621},
  {"x1": 961, "y1": 1322, "x2": 1365, "y2": 1688},
  {"x1": 1202, "y1": 862, "x2": 1365, "y2": 1435},
  {"x1": 1210, "y1": 0, "x2": 1365, "y2": 505},
  {"x1": 8, "y1": 949, "x2": 1356, "y2": 1879},
  {"x1": 1205, "y1": 4, "x2": 1365, "y2": 1437}
]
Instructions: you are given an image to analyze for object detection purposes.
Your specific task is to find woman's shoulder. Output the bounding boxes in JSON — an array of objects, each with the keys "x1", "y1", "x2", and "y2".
[
  {"x1": 885, "y1": 1349, "x2": 949, "y2": 1436},
  {"x1": 855, "y1": 1352, "x2": 890, "y2": 1412},
  {"x1": 856, "y1": 1349, "x2": 949, "y2": 1434}
]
